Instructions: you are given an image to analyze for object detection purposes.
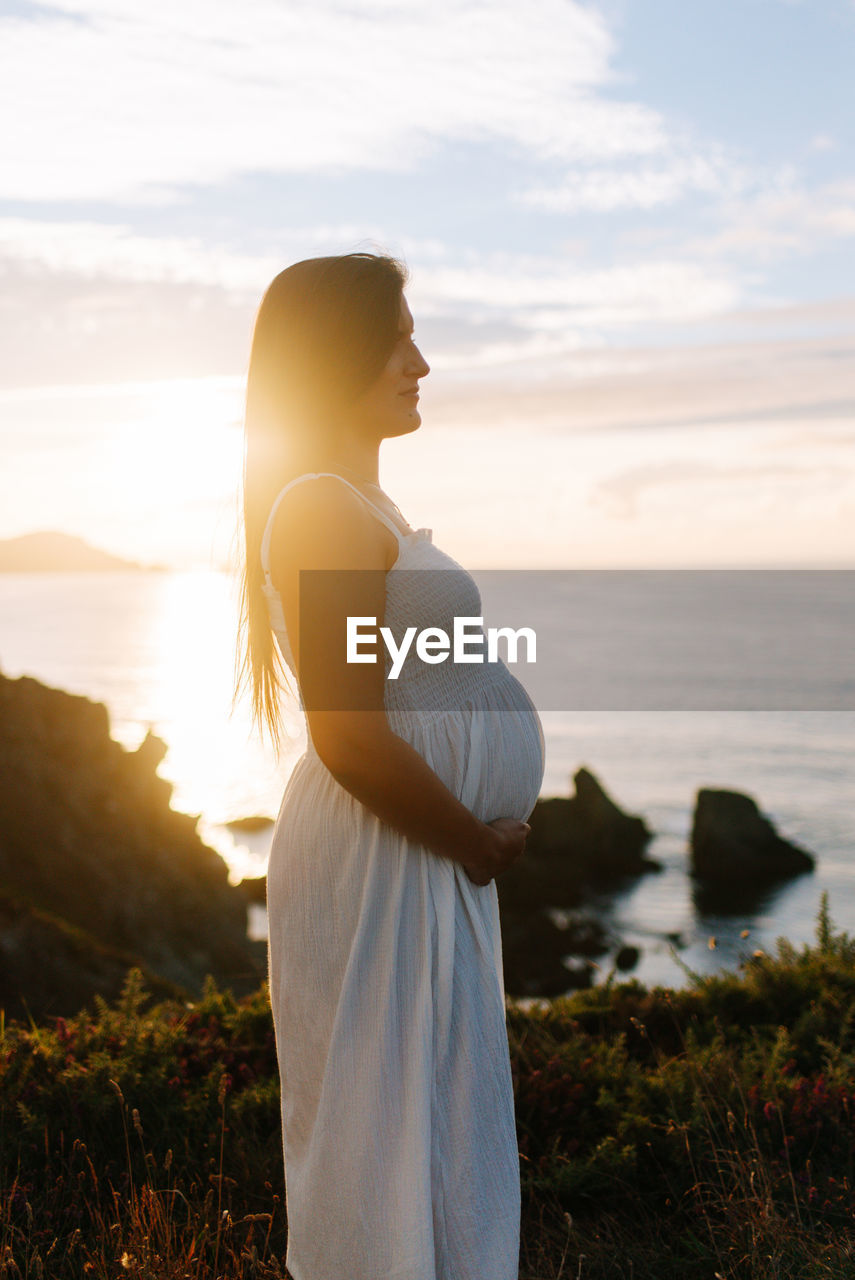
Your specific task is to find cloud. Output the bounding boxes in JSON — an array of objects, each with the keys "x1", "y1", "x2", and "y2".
[
  {"x1": 516, "y1": 148, "x2": 753, "y2": 213},
  {"x1": 591, "y1": 458, "x2": 847, "y2": 520},
  {"x1": 1, "y1": 0, "x2": 668, "y2": 202},
  {"x1": 0, "y1": 256, "x2": 255, "y2": 386},
  {"x1": 0, "y1": 216, "x2": 751, "y2": 384},
  {"x1": 421, "y1": 328, "x2": 855, "y2": 433},
  {"x1": 0, "y1": 217, "x2": 364, "y2": 289},
  {"x1": 403, "y1": 255, "x2": 747, "y2": 375},
  {"x1": 676, "y1": 178, "x2": 855, "y2": 263},
  {"x1": 411, "y1": 254, "x2": 742, "y2": 332},
  {"x1": 2, "y1": 193, "x2": 853, "y2": 395}
]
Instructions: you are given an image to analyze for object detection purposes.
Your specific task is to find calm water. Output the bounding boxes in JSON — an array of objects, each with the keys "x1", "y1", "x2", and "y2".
[{"x1": 0, "y1": 570, "x2": 851, "y2": 990}]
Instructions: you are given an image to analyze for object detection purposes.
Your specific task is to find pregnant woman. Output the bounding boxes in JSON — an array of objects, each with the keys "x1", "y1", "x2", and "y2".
[{"x1": 236, "y1": 252, "x2": 545, "y2": 1280}]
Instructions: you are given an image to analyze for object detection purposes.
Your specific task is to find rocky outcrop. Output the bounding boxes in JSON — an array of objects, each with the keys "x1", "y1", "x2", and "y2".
[
  {"x1": 499, "y1": 909, "x2": 608, "y2": 997},
  {"x1": 226, "y1": 815, "x2": 275, "y2": 834},
  {"x1": 0, "y1": 889, "x2": 181, "y2": 1021},
  {"x1": 690, "y1": 788, "x2": 815, "y2": 889},
  {"x1": 528, "y1": 767, "x2": 658, "y2": 881},
  {"x1": 495, "y1": 767, "x2": 659, "y2": 996},
  {"x1": 238, "y1": 875, "x2": 268, "y2": 905},
  {"x1": 497, "y1": 767, "x2": 659, "y2": 919},
  {"x1": 0, "y1": 672, "x2": 264, "y2": 1019}
]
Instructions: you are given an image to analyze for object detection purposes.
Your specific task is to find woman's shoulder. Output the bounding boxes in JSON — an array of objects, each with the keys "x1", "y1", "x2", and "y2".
[
  {"x1": 274, "y1": 470, "x2": 360, "y2": 506},
  {"x1": 269, "y1": 472, "x2": 372, "y2": 528},
  {"x1": 267, "y1": 473, "x2": 392, "y2": 576}
]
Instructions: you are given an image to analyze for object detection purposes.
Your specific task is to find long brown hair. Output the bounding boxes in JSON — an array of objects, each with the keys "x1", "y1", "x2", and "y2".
[{"x1": 234, "y1": 252, "x2": 408, "y2": 750}]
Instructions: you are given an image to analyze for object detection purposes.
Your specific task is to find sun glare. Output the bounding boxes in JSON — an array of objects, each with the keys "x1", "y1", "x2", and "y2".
[
  {"x1": 145, "y1": 570, "x2": 305, "y2": 879},
  {"x1": 75, "y1": 378, "x2": 246, "y2": 569}
]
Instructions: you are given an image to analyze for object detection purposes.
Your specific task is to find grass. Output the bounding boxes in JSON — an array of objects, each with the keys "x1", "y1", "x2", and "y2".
[{"x1": 2, "y1": 893, "x2": 855, "y2": 1278}]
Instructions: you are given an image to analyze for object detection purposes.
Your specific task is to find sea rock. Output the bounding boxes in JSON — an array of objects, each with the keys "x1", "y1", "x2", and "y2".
[
  {"x1": 515, "y1": 766, "x2": 659, "y2": 888},
  {"x1": 238, "y1": 875, "x2": 268, "y2": 905},
  {"x1": 500, "y1": 909, "x2": 610, "y2": 998},
  {"x1": 0, "y1": 672, "x2": 265, "y2": 1019},
  {"x1": 500, "y1": 911, "x2": 581, "y2": 997},
  {"x1": 690, "y1": 788, "x2": 816, "y2": 887},
  {"x1": 486, "y1": 768, "x2": 655, "y2": 998},
  {"x1": 493, "y1": 768, "x2": 657, "y2": 996},
  {"x1": 226, "y1": 815, "x2": 275, "y2": 834},
  {"x1": 615, "y1": 944, "x2": 641, "y2": 972}
]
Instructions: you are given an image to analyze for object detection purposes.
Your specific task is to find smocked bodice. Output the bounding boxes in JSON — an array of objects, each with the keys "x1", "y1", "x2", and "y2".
[{"x1": 259, "y1": 473, "x2": 534, "y2": 731}]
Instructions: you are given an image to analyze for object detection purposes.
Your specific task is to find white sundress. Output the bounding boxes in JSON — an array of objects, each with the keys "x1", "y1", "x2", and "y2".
[{"x1": 260, "y1": 472, "x2": 546, "y2": 1280}]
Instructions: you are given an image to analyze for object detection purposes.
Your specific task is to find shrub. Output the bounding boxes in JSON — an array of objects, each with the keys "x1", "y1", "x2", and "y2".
[{"x1": 3, "y1": 895, "x2": 855, "y2": 1278}]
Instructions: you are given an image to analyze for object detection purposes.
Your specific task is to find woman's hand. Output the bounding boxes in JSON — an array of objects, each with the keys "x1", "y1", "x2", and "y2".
[{"x1": 462, "y1": 818, "x2": 531, "y2": 887}]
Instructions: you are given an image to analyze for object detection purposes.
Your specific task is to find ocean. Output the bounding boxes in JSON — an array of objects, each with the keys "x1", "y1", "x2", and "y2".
[{"x1": 0, "y1": 569, "x2": 851, "y2": 991}]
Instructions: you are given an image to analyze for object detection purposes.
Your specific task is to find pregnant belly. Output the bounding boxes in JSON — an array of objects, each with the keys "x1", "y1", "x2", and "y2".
[
  {"x1": 406, "y1": 672, "x2": 546, "y2": 826},
  {"x1": 477, "y1": 679, "x2": 545, "y2": 823}
]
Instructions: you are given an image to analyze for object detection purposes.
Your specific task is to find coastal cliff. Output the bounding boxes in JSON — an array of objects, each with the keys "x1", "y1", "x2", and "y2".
[{"x1": 0, "y1": 670, "x2": 264, "y2": 1019}]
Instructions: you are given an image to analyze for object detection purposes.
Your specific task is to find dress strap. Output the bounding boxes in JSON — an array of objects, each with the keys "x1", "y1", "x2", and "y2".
[{"x1": 260, "y1": 471, "x2": 408, "y2": 582}]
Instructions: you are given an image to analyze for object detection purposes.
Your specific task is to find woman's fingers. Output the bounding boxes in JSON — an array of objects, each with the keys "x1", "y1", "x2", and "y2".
[{"x1": 464, "y1": 816, "x2": 531, "y2": 884}]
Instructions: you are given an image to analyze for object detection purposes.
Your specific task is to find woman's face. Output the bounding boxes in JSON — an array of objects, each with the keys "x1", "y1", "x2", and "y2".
[{"x1": 350, "y1": 294, "x2": 430, "y2": 441}]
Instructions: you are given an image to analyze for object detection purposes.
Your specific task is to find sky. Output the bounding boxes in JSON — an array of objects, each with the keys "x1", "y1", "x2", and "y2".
[{"x1": 0, "y1": 0, "x2": 853, "y2": 568}]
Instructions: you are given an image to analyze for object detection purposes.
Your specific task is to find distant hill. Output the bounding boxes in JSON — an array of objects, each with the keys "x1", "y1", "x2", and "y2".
[{"x1": 0, "y1": 531, "x2": 153, "y2": 572}]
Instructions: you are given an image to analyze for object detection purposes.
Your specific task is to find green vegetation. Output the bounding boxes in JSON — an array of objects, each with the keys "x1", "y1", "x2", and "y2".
[{"x1": 2, "y1": 894, "x2": 855, "y2": 1278}]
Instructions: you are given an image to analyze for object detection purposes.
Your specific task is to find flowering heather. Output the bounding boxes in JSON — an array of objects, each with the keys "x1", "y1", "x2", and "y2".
[{"x1": 3, "y1": 896, "x2": 855, "y2": 1278}]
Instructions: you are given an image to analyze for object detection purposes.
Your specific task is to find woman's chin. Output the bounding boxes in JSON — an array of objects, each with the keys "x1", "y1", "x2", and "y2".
[{"x1": 386, "y1": 411, "x2": 422, "y2": 438}]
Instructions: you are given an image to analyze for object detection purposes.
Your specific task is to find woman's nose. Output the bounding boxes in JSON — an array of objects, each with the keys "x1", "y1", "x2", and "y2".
[{"x1": 411, "y1": 346, "x2": 430, "y2": 378}]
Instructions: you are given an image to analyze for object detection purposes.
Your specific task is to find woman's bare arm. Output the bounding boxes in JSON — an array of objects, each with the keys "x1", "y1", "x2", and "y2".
[{"x1": 268, "y1": 477, "x2": 529, "y2": 883}]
